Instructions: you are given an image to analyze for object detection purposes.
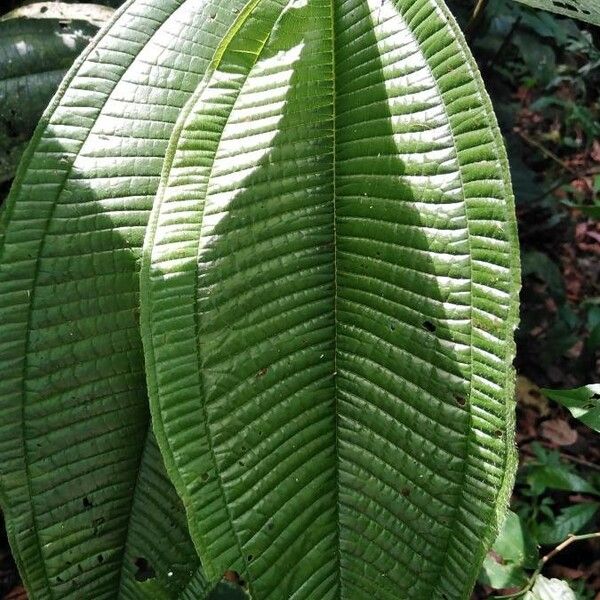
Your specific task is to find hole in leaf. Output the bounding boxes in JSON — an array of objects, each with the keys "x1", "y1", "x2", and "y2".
[
  {"x1": 422, "y1": 320, "x2": 436, "y2": 333},
  {"x1": 134, "y1": 557, "x2": 156, "y2": 582},
  {"x1": 40, "y1": 6, "x2": 48, "y2": 13},
  {"x1": 201, "y1": 472, "x2": 209, "y2": 482},
  {"x1": 247, "y1": 554, "x2": 253, "y2": 562},
  {"x1": 97, "y1": 555, "x2": 103, "y2": 564},
  {"x1": 454, "y1": 395, "x2": 466, "y2": 406},
  {"x1": 401, "y1": 487, "x2": 411, "y2": 497},
  {"x1": 82, "y1": 496, "x2": 93, "y2": 509}
]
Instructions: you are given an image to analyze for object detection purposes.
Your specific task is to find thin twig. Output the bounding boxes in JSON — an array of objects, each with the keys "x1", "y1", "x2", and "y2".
[
  {"x1": 465, "y1": 0, "x2": 487, "y2": 39},
  {"x1": 516, "y1": 130, "x2": 579, "y2": 175},
  {"x1": 520, "y1": 442, "x2": 600, "y2": 472},
  {"x1": 494, "y1": 532, "x2": 600, "y2": 599}
]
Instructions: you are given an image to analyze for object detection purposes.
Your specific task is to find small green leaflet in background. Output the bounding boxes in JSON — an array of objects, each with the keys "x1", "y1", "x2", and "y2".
[
  {"x1": 527, "y1": 464, "x2": 600, "y2": 496},
  {"x1": 542, "y1": 385, "x2": 600, "y2": 433},
  {"x1": 479, "y1": 510, "x2": 537, "y2": 589},
  {"x1": 0, "y1": 4, "x2": 113, "y2": 183},
  {"x1": 537, "y1": 502, "x2": 600, "y2": 545},
  {"x1": 514, "y1": 0, "x2": 600, "y2": 26}
]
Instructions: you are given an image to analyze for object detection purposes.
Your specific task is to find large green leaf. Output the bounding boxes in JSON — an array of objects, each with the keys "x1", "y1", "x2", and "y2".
[
  {"x1": 0, "y1": 0, "x2": 250, "y2": 597},
  {"x1": 514, "y1": 0, "x2": 600, "y2": 25},
  {"x1": 141, "y1": 1, "x2": 520, "y2": 599}
]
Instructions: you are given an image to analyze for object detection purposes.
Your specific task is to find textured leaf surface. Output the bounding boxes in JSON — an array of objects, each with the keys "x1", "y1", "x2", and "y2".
[
  {"x1": 141, "y1": 0, "x2": 520, "y2": 599},
  {"x1": 0, "y1": 0, "x2": 250, "y2": 597},
  {"x1": 514, "y1": 0, "x2": 600, "y2": 25},
  {"x1": 0, "y1": 15, "x2": 107, "y2": 183}
]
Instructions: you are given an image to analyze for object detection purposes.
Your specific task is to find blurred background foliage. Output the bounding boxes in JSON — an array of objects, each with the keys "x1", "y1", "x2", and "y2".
[{"x1": 0, "y1": 1, "x2": 599, "y2": 599}]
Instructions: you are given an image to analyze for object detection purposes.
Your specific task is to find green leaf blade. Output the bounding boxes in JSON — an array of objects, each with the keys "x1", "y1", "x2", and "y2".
[
  {"x1": 141, "y1": 1, "x2": 520, "y2": 599},
  {"x1": 542, "y1": 385, "x2": 600, "y2": 433},
  {"x1": 0, "y1": 0, "x2": 250, "y2": 597}
]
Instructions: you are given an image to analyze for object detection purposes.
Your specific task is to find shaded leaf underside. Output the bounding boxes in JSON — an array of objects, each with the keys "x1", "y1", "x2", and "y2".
[
  {"x1": 141, "y1": 1, "x2": 520, "y2": 599},
  {"x1": 0, "y1": 0, "x2": 250, "y2": 598}
]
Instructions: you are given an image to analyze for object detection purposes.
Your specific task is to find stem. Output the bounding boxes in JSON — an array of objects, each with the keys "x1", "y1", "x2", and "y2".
[
  {"x1": 494, "y1": 532, "x2": 600, "y2": 599},
  {"x1": 516, "y1": 130, "x2": 578, "y2": 175},
  {"x1": 465, "y1": 0, "x2": 487, "y2": 39}
]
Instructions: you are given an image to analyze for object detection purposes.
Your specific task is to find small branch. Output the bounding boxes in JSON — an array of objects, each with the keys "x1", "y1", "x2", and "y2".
[
  {"x1": 494, "y1": 532, "x2": 600, "y2": 599},
  {"x1": 486, "y1": 16, "x2": 521, "y2": 70},
  {"x1": 465, "y1": 0, "x2": 487, "y2": 39},
  {"x1": 520, "y1": 441, "x2": 600, "y2": 472},
  {"x1": 516, "y1": 130, "x2": 579, "y2": 176}
]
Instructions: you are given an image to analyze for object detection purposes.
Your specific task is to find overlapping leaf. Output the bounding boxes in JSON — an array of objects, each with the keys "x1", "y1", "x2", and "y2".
[
  {"x1": 514, "y1": 0, "x2": 600, "y2": 25},
  {"x1": 0, "y1": 0, "x2": 249, "y2": 597},
  {"x1": 141, "y1": 0, "x2": 520, "y2": 599},
  {"x1": 0, "y1": 9, "x2": 110, "y2": 183}
]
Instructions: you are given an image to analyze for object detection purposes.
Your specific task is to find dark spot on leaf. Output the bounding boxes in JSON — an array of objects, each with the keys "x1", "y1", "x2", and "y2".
[
  {"x1": 40, "y1": 6, "x2": 48, "y2": 13},
  {"x1": 134, "y1": 557, "x2": 156, "y2": 582},
  {"x1": 389, "y1": 323, "x2": 395, "y2": 331},
  {"x1": 454, "y1": 395, "x2": 466, "y2": 406},
  {"x1": 494, "y1": 430, "x2": 503, "y2": 437},
  {"x1": 401, "y1": 487, "x2": 411, "y2": 497},
  {"x1": 238, "y1": 460, "x2": 244, "y2": 467},
  {"x1": 97, "y1": 555, "x2": 104, "y2": 564},
  {"x1": 422, "y1": 320, "x2": 436, "y2": 333},
  {"x1": 92, "y1": 516, "x2": 105, "y2": 535},
  {"x1": 201, "y1": 472, "x2": 209, "y2": 482},
  {"x1": 247, "y1": 555, "x2": 253, "y2": 562},
  {"x1": 56, "y1": 576, "x2": 63, "y2": 583},
  {"x1": 83, "y1": 496, "x2": 93, "y2": 509}
]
